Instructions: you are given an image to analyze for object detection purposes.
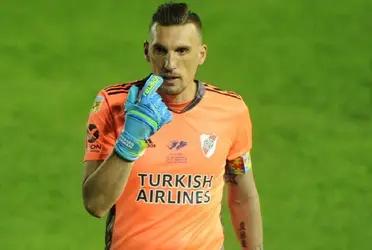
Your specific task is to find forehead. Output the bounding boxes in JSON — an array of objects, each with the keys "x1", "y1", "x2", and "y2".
[{"x1": 149, "y1": 23, "x2": 201, "y2": 47}]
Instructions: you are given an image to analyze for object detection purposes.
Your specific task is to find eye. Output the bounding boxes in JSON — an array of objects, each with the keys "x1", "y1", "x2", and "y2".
[
  {"x1": 176, "y1": 47, "x2": 190, "y2": 55},
  {"x1": 153, "y1": 45, "x2": 167, "y2": 55}
]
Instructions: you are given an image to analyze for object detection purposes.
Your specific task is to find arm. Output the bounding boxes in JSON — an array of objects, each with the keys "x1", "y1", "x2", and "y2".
[
  {"x1": 82, "y1": 153, "x2": 133, "y2": 218},
  {"x1": 226, "y1": 170, "x2": 263, "y2": 250},
  {"x1": 82, "y1": 74, "x2": 172, "y2": 218}
]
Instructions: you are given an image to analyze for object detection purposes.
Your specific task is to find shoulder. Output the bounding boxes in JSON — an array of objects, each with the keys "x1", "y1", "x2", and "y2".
[
  {"x1": 91, "y1": 79, "x2": 144, "y2": 116},
  {"x1": 202, "y1": 82, "x2": 248, "y2": 113},
  {"x1": 98, "y1": 79, "x2": 143, "y2": 105},
  {"x1": 101, "y1": 79, "x2": 143, "y2": 100},
  {"x1": 203, "y1": 83, "x2": 242, "y2": 100}
]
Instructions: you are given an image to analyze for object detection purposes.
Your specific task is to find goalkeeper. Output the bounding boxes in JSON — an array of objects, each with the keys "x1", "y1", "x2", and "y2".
[{"x1": 82, "y1": 2, "x2": 263, "y2": 250}]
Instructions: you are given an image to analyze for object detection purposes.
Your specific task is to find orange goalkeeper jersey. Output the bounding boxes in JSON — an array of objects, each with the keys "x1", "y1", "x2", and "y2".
[{"x1": 84, "y1": 77, "x2": 252, "y2": 250}]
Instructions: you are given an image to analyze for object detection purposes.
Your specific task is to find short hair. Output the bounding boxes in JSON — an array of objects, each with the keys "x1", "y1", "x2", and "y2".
[{"x1": 150, "y1": 2, "x2": 202, "y2": 33}]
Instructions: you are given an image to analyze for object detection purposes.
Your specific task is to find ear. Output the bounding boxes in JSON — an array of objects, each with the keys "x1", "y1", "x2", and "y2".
[
  {"x1": 198, "y1": 44, "x2": 207, "y2": 65},
  {"x1": 144, "y1": 41, "x2": 150, "y2": 62}
]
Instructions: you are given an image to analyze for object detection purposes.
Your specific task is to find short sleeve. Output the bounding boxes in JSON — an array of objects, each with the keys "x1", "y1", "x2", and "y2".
[
  {"x1": 227, "y1": 102, "x2": 252, "y2": 161},
  {"x1": 84, "y1": 91, "x2": 117, "y2": 161}
]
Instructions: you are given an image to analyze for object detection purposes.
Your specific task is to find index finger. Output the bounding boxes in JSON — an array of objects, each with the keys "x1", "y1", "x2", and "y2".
[{"x1": 140, "y1": 74, "x2": 163, "y2": 99}]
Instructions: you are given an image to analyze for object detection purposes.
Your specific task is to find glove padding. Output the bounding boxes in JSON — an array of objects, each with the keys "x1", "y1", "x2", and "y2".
[{"x1": 115, "y1": 74, "x2": 172, "y2": 161}]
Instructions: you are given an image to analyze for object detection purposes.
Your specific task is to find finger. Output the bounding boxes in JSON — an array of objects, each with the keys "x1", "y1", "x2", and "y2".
[
  {"x1": 125, "y1": 85, "x2": 139, "y2": 110},
  {"x1": 153, "y1": 95, "x2": 172, "y2": 125},
  {"x1": 161, "y1": 108, "x2": 173, "y2": 125},
  {"x1": 140, "y1": 74, "x2": 163, "y2": 99},
  {"x1": 151, "y1": 93, "x2": 163, "y2": 109}
]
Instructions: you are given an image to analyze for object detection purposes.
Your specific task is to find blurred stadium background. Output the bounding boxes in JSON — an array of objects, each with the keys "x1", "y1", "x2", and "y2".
[{"x1": 1, "y1": 0, "x2": 371, "y2": 249}]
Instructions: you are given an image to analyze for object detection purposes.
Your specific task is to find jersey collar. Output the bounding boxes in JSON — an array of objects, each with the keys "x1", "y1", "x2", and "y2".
[{"x1": 139, "y1": 75, "x2": 205, "y2": 114}]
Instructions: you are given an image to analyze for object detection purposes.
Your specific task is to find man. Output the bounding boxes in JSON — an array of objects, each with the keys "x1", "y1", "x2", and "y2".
[{"x1": 82, "y1": 2, "x2": 263, "y2": 250}]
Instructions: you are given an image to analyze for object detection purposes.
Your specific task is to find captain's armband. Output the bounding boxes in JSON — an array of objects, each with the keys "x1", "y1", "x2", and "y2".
[{"x1": 224, "y1": 152, "x2": 252, "y2": 184}]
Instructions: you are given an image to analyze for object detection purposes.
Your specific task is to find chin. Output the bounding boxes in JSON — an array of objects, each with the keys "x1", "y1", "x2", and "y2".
[{"x1": 160, "y1": 85, "x2": 184, "y2": 96}]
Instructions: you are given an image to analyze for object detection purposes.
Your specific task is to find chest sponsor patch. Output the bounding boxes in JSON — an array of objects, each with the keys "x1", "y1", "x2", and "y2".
[
  {"x1": 136, "y1": 173, "x2": 213, "y2": 205},
  {"x1": 200, "y1": 134, "x2": 218, "y2": 158}
]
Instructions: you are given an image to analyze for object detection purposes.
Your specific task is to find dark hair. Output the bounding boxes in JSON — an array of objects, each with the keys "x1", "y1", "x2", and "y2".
[{"x1": 150, "y1": 2, "x2": 202, "y2": 32}]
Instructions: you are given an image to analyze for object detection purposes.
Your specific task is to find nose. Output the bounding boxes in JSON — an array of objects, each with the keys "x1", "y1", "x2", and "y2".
[{"x1": 164, "y1": 52, "x2": 176, "y2": 71}]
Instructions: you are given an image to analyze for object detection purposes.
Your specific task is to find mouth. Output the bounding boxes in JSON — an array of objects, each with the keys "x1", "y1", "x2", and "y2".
[{"x1": 161, "y1": 75, "x2": 181, "y2": 82}]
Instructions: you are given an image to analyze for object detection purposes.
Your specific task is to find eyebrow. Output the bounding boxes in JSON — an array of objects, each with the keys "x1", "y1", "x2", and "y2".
[
  {"x1": 176, "y1": 45, "x2": 191, "y2": 50},
  {"x1": 153, "y1": 43, "x2": 166, "y2": 49},
  {"x1": 152, "y1": 43, "x2": 191, "y2": 50}
]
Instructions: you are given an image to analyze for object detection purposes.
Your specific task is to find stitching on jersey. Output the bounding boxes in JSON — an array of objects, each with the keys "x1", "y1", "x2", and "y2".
[
  {"x1": 107, "y1": 90, "x2": 129, "y2": 95},
  {"x1": 204, "y1": 84, "x2": 242, "y2": 100},
  {"x1": 104, "y1": 80, "x2": 143, "y2": 92}
]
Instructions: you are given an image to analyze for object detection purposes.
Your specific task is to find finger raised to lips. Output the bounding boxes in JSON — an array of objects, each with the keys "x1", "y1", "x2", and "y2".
[{"x1": 141, "y1": 74, "x2": 163, "y2": 98}]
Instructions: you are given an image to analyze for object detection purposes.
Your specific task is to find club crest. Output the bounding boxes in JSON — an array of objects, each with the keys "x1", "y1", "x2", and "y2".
[{"x1": 200, "y1": 134, "x2": 218, "y2": 158}]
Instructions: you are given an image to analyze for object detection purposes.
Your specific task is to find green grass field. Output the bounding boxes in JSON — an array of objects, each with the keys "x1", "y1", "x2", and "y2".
[{"x1": 1, "y1": 0, "x2": 372, "y2": 249}]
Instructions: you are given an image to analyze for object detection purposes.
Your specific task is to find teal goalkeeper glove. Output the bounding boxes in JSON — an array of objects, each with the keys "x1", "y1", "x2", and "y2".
[{"x1": 114, "y1": 74, "x2": 173, "y2": 161}]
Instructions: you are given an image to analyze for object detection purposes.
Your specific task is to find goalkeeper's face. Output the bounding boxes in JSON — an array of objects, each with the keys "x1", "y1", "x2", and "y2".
[{"x1": 146, "y1": 23, "x2": 207, "y2": 97}]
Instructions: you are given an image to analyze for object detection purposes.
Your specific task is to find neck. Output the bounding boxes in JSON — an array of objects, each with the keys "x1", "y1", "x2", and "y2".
[{"x1": 161, "y1": 80, "x2": 197, "y2": 104}]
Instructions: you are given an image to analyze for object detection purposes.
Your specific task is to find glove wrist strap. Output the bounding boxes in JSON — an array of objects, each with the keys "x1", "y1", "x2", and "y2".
[{"x1": 114, "y1": 131, "x2": 147, "y2": 162}]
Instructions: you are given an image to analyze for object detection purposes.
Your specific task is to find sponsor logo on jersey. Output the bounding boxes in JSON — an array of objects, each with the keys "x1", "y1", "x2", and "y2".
[
  {"x1": 166, "y1": 140, "x2": 188, "y2": 164},
  {"x1": 167, "y1": 140, "x2": 187, "y2": 151},
  {"x1": 200, "y1": 134, "x2": 218, "y2": 158},
  {"x1": 87, "y1": 123, "x2": 102, "y2": 152},
  {"x1": 91, "y1": 95, "x2": 103, "y2": 113},
  {"x1": 135, "y1": 173, "x2": 213, "y2": 205},
  {"x1": 145, "y1": 138, "x2": 156, "y2": 148},
  {"x1": 88, "y1": 143, "x2": 102, "y2": 152},
  {"x1": 87, "y1": 124, "x2": 99, "y2": 143},
  {"x1": 166, "y1": 153, "x2": 187, "y2": 164}
]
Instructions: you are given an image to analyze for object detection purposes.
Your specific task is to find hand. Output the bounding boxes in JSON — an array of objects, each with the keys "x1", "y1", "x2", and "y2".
[{"x1": 115, "y1": 74, "x2": 172, "y2": 161}]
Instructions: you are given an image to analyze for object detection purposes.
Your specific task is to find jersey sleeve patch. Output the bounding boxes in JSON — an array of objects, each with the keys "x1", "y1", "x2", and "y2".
[
  {"x1": 83, "y1": 91, "x2": 117, "y2": 161},
  {"x1": 86, "y1": 123, "x2": 102, "y2": 153},
  {"x1": 225, "y1": 152, "x2": 252, "y2": 175},
  {"x1": 90, "y1": 95, "x2": 104, "y2": 113}
]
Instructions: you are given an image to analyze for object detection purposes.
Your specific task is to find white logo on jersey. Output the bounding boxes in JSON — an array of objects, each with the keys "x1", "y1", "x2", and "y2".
[{"x1": 200, "y1": 134, "x2": 218, "y2": 158}]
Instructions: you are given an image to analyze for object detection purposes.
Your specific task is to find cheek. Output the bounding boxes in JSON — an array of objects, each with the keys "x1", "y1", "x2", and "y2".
[
  {"x1": 183, "y1": 57, "x2": 200, "y2": 73},
  {"x1": 149, "y1": 56, "x2": 164, "y2": 68}
]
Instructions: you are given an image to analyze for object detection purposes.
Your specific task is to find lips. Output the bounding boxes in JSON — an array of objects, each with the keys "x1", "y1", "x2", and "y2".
[{"x1": 162, "y1": 75, "x2": 180, "y2": 81}]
